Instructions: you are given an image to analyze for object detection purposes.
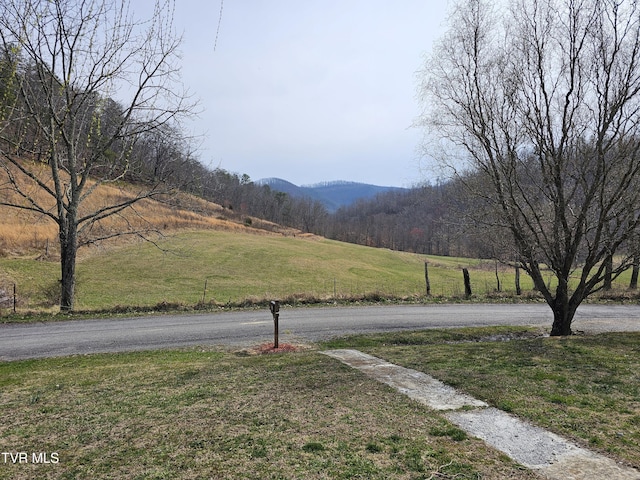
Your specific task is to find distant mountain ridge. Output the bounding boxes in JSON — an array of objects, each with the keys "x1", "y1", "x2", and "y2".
[{"x1": 257, "y1": 178, "x2": 406, "y2": 212}]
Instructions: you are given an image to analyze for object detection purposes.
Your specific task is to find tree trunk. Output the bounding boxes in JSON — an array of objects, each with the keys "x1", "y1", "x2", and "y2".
[
  {"x1": 630, "y1": 255, "x2": 639, "y2": 290},
  {"x1": 550, "y1": 304, "x2": 577, "y2": 336},
  {"x1": 549, "y1": 282, "x2": 577, "y2": 336},
  {"x1": 59, "y1": 222, "x2": 78, "y2": 312},
  {"x1": 515, "y1": 264, "x2": 522, "y2": 295}
]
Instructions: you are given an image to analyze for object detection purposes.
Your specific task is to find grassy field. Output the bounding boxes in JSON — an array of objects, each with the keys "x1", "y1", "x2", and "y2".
[
  {"x1": 0, "y1": 227, "x2": 601, "y2": 315},
  {"x1": 2, "y1": 157, "x2": 638, "y2": 315},
  {"x1": 1, "y1": 164, "x2": 637, "y2": 315},
  {"x1": 1, "y1": 328, "x2": 638, "y2": 479}
]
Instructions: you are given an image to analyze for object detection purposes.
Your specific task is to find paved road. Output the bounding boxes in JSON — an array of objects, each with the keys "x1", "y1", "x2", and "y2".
[{"x1": 1, "y1": 303, "x2": 640, "y2": 361}]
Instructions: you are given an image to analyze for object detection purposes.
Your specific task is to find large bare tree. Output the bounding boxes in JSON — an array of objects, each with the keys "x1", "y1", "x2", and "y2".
[
  {"x1": 0, "y1": 0, "x2": 195, "y2": 311},
  {"x1": 419, "y1": 0, "x2": 640, "y2": 335}
]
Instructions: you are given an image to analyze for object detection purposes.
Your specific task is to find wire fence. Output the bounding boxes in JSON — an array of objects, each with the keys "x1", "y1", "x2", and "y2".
[
  {"x1": 258, "y1": 275, "x2": 537, "y2": 303},
  {"x1": 4, "y1": 267, "x2": 635, "y2": 314}
]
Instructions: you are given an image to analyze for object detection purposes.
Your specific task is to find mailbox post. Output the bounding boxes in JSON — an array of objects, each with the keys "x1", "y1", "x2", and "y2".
[{"x1": 269, "y1": 300, "x2": 280, "y2": 348}]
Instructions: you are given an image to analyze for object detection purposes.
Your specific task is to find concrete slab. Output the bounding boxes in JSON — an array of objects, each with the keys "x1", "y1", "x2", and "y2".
[
  {"x1": 322, "y1": 349, "x2": 487, "y2": 410},
  {"x1": 447, "y1": 408, "x2": 640, "y2": 479}
]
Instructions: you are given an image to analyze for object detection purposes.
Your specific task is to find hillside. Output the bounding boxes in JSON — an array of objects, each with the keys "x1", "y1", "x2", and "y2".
[
  {"x1": 0, "y1": 160, "x2": 540, "y2": 312},
  {"x1": 2, "y1": 164, "x2": 633, "y2": 313},
  {"x1": 258, "y1": 178, "x2": 406, "y2": 212},
  {"x1": 0, "y1": 227, "x2": 542, "y2": 312},
  {"x1": 0, "y1": 161, "x2": 303, "y2": 259}
]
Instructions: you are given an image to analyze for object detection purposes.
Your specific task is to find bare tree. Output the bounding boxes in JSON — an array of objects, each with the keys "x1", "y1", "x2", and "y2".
[
  {"x1": 0, "y1": 0, "x2": 196, "y2": 311},
  {"x1": 418, "y1": 0, "x2": 640, "y2": 335}
]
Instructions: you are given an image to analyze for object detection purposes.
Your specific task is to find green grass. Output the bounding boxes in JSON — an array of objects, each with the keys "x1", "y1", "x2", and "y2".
[
  {"x1": 2, "y1": 229, "x2": 543, "y2": 313},
  {"x1": 324, "y1": 329, "x2": 640, "y2": 469},
  {"x1": 74, "y1": 231, "x2": 432, "y2": 308},
  {"x1": 2, "y1": 229, "x2": 637, "y2": 316},
  {"x1": 0, "y1": 258, "x2": 59, "y2": 309},
  {"x1": 0, "y1": 346, "x2": 536, "y2": 479}
]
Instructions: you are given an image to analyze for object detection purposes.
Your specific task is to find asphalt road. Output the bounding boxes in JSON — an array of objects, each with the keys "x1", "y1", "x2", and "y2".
[{"x1": 2, "y1": 303, "x2": 640, "y2": 361}]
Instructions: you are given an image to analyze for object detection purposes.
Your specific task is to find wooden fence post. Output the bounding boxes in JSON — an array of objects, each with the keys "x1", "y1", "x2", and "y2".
[
  {"x1": 202, "y1": 279, "x2": 208, "y2": 304},
  {"x1": 462, "y1": 268, "x2": 472, "y2": 298},
  {"x1": 424, "y1": 262, "x2": 431, "y2": 296},
  {"x1": 604, "y1": 255, "x2": 613, "y2": 290},
  {"x1": 630, "y1": 255, "x2": 639, "y2": 290}
]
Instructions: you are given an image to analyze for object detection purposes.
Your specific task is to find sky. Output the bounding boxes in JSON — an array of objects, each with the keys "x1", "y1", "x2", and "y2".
[{"x1": 167, "y1": 1, "x2": 450, "y2": 187}]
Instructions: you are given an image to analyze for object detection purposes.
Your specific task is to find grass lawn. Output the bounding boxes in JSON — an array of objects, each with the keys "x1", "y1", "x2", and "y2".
[
  {"x1": 2, "y1": 327, "x2": 639, "y2": 478},
  {"x1": 0, "y1": 344, "x2": 535, "y2": 480}
]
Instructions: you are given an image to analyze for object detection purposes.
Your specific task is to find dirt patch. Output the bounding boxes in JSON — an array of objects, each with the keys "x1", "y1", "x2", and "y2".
[{"x1": 235, "y1": 342, "x2": 302, "y2": 356}]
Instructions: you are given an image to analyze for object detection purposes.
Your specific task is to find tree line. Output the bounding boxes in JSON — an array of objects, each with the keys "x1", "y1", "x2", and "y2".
[{"x1": 324, "y1": 180, "x2": 485, "y2": 257}]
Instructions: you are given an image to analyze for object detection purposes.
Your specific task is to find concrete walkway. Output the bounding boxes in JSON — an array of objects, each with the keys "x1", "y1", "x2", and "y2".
[{"x1": 322, "y1": 349, "x2": 640, "y2": 480}]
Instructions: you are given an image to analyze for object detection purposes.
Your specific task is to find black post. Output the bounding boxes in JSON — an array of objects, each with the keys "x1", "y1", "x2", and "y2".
[
  {"x1": 462, "y1": 268, "x2": 472, "y2": 298},
  {"x1": 270, "y1": 300, "x2": 280, "y2": 349},
  {"x1": 425, "y1": 262, "x2": 431, "y2": 296},
  {"x1": 604, "y1": 254, "x2": 613, "y2": 290}
]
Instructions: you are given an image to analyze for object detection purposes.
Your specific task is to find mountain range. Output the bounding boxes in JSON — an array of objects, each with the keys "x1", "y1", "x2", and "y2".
[{"x1": 258, "y1": 178, "x2": 407, "y2": 212}]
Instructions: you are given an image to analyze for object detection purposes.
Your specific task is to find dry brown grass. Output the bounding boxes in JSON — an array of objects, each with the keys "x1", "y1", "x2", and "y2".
[{"x1": 0, "y1": 159, "x2": 302, "y2": 258}]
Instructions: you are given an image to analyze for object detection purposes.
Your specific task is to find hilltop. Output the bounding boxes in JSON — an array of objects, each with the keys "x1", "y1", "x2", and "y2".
[{"x1": 258, "y1": 178, "x2": 407, "y2": 212}]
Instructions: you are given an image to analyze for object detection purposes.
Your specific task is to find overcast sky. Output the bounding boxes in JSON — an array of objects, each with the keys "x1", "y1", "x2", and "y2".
[{"x1": 169, "y1": 1, "x2": 449, "y2": 187}]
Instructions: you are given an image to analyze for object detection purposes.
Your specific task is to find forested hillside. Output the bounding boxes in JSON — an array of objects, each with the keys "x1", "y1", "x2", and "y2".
[{"x1": 326, "y1": 182, "x2": 471, "y2": 257}]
